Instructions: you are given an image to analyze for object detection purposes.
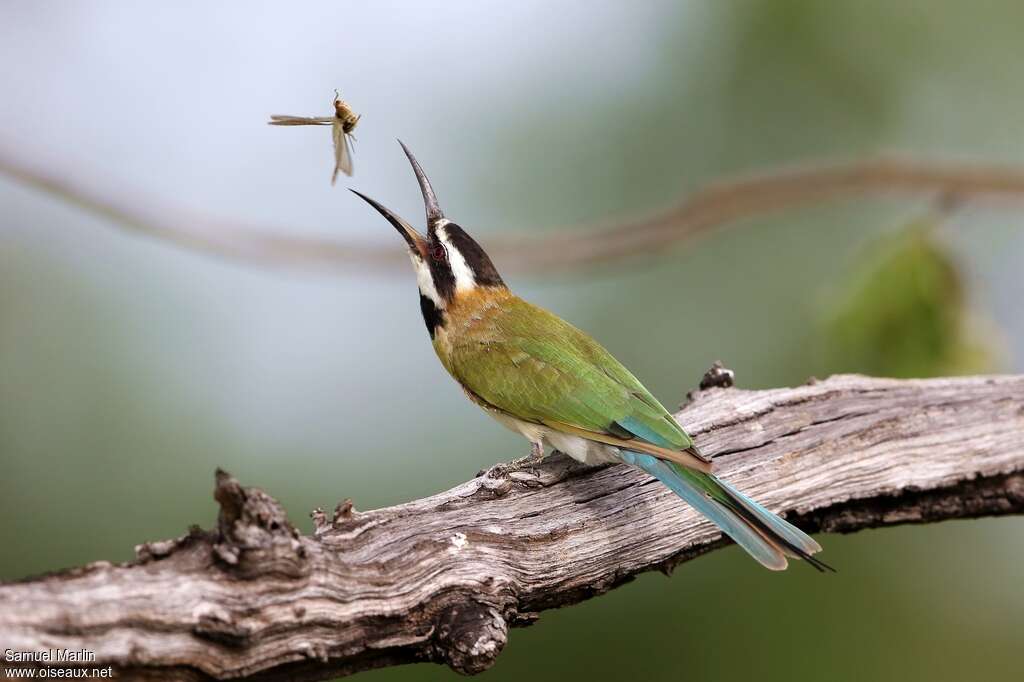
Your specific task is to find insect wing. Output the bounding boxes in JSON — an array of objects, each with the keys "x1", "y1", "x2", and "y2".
[
  {"x1": 268, "y1": 115, "x2": 334, "y2": 126},
  {"x1": 331, "y1": 119, "x2": 354, "y2": 183}
]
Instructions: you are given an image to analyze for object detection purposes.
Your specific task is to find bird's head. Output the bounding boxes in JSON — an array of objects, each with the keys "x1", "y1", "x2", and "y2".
[{"x1": 351, "y1": 142, "x2": 505, "y2": 336}]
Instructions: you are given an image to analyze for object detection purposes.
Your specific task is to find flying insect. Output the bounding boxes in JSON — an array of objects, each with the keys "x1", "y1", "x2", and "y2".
[{"x1": 269, "y1": 90, "x2": 360, "y2": 183}]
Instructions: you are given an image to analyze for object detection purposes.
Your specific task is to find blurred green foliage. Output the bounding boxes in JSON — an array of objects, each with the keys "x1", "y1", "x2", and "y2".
[{"x1": 819, "y1": 217, "x2": 994, "y2": 378}]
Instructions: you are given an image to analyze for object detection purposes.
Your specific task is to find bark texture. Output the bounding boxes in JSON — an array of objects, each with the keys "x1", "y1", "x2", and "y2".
[{"x1": 1, "y1": 374, "x2": 1022, "y2": 681}]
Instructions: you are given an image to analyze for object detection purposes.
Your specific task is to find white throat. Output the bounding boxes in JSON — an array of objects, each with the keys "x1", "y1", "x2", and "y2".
[{"x1": 411, "y1": 253, "x2": 442, "y2": 308}]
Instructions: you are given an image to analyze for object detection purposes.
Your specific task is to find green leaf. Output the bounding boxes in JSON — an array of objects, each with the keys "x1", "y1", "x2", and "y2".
[{"x1": 817, "y1": 218, "x2": 994, "y2": 378}]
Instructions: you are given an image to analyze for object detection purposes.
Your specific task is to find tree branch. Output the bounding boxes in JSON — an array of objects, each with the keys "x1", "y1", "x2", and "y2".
[
  {"x1": 4, "y1": 143, "x2": 1024, "y2": 273},
  {"x1": 1, "y1": 374, "x2": 1022, "y2": 681}
]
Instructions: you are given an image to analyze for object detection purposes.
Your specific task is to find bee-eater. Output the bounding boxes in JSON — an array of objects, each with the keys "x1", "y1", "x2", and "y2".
[{"x1": 352, "y1": 142, "x2": 830, "y2": 571}]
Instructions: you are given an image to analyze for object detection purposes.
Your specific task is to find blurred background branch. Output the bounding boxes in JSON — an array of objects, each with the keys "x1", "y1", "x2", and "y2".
[
  {"x1": 4, "y1": 144, "x2": 1024, "y2": 274},
  {"x1": 2, "y1": 374, "x2": 1021, "y2": 681}
]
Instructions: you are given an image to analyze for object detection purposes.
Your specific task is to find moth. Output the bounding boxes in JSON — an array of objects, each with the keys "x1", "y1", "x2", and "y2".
[{"x1": 269, "y1": 91, "x2": 361, "y2": 183}]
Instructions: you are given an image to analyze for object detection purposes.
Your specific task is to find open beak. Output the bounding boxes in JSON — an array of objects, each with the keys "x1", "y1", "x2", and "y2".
[
  {"x1": 349, "y1": 189, "x2": 427, "y2": 257},
  {"x1": 397, "y1": 140, "x2": 445, "y2": 230},
  {"x1": 350, "y1": 140, "x2": 445, "y2": 255}
]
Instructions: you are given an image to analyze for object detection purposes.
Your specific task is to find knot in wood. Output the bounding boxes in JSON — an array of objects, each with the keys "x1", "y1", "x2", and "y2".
[
  {"x1": 699, "y1": 360, "x2": 735, "y2": 390},
  {"x1": 212, "y1": 469, "x2": 309, "y2": 578},
  {"x1": 433, "y1": 601, "x2": 509, "y2": 675}
]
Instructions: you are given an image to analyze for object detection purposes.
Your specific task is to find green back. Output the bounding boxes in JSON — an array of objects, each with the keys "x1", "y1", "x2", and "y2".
[{"x1": 446, "y1": 296, "x2": 693, "y2": 450}]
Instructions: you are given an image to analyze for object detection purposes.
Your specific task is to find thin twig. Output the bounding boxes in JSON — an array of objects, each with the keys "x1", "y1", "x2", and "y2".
[{"x1": 4, "y1": 144, "x2": 1024, "y2": 274}]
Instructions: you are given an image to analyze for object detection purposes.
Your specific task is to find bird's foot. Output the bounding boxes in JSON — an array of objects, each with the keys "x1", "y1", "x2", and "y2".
[
  {"x1": 484, "y1": 442, "x2": 545, "y2": 479},
  {"x1": 484, "y1": 457, "x2": 533, "y2": 479}
]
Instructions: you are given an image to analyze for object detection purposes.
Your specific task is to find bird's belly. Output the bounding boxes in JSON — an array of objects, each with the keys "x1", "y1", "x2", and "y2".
[
  {"x1": 544, "y1": 430, "x2": 621, "y2": 465},
  {"x1": 483, "y1": 410, "x2": 621, "y2": 466},
  {"x1": 486, "y1": 410, "x2": 548, "y2": 444}
]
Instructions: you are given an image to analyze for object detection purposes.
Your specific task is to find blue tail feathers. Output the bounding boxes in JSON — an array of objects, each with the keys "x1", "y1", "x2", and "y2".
[{"x1": 621, "y1": 451, "x2": 832, "y2": 572}]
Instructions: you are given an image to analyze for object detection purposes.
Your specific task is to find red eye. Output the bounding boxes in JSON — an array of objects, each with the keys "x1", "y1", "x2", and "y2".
[{"x1": 431, "y1": 244, "x2": 447, "y2": 262}]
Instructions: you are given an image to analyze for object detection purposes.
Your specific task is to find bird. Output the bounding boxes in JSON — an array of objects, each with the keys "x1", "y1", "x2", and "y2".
[{"x1": 351, "y1": 141, "x2": 831, "y2": 572}]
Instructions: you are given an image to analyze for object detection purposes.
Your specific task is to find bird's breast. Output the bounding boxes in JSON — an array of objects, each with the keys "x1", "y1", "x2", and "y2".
[{"x1": 432, "y1": 286, "x2": 513, "y2": 366}]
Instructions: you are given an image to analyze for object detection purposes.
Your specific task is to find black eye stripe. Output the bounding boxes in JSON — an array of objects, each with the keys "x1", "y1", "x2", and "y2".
[
  {"x1": 427, "y1": 241, "x2": 456, "y2": 302},
  {"x1": 424, "y1": 224, "x2": 503, "y2": 303},
  {"x1": 442, "y1": 223, "x2": 504, "y2": 288}
]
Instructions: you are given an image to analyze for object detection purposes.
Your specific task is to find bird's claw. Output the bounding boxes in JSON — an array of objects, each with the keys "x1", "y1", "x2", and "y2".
[
  {"x1": 482, "y1": 443, "x2": 545, "y2": 479},
  {"x1": 485, "y1": 459, "x2": 533, "y2": 479},
  {"x1": 485, "y1": 452, "x2": 544, "y2": 479}
]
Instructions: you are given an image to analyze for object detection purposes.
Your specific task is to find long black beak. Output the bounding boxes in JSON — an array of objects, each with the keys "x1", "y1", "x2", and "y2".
[
  {"x1": 349, "y1": 189, "x2": 426, "y2": 255},
  {"x1": 397, "y1": 140, "x2": 444, "y2": 230}
]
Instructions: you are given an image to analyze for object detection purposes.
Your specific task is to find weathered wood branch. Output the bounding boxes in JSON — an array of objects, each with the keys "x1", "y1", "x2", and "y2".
[
  {"x1": 5, "y1": 145, "x2": 1024, "y2": 273},
  {"x1": 1, "y1": 374, "x2": 1022, "y2": 681}
]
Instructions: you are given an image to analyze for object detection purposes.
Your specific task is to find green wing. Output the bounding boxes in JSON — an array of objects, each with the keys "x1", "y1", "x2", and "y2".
[{"x1": 447, "y1": 297, "x2": 694, "y2": 451}]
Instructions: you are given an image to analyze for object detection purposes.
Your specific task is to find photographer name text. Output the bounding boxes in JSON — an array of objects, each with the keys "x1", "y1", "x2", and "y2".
[{"x1": 3, "y1": 650, "x2": 96, "y2": 664}]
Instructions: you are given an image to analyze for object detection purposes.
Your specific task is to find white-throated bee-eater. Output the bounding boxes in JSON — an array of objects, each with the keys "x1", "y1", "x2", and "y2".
[{"x1": 352, "y1": 142, "x2": 831, "y2": 571}]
